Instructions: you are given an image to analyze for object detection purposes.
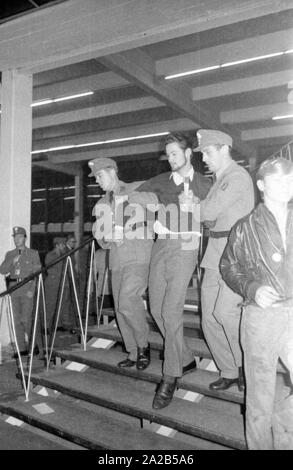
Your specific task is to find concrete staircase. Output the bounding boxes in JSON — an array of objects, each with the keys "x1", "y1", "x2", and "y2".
[{"x1": 0, "y1": 286, "x2": 249, "y2": 450}]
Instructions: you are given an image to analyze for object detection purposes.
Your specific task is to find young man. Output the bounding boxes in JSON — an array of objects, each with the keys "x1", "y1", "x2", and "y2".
[
  {"x1": 0, "y1": 227, "x2": 41, "y2": 357},
  {"x1": 220, "y1": 157, "x2": 293, "y2": 450},
  {"x1": 89, "y1": 157, "x2": 155, "y2": 370},
  {"x1": 194, "y1": 129, "x2": 254, "y2": 392},
  {"x1": 134, "y1": 132, "x2": 211, "y2": 409}
]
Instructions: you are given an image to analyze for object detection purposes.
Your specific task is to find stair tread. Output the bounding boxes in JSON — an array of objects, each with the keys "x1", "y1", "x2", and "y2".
[
  {"x1": 54, "y1": 346, "x2": 243, "y2": 404},
  {"x1": 0, "y1": 417, "x2": 81, "y2": 450},
  {"x1": 0, "y1": 395, "x2": 196, "y2": 450},
  {"x1": 85, "y1": 326, "x2": 211, "y2": 358},
  {"x1": 101, "y1": 308, "x2": 201, "y2": 329},
  {"x1": 19, "y1": 367, "x2": 246, "y2": 449}
]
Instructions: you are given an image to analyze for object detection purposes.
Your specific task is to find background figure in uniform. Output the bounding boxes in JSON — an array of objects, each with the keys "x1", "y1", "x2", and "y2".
[
  {"x1": 220, "y1": 157, "x2": 293, "y2": 450},
  {"x1": 89, "y1": 157, "x2": 154, "y2": 371},
  {"x1": 194, "y1": 129, "x2": 255, "y2": 391},
  {"x1": 0, "y1": 226, "x2": 41, "y2": 357},
  {"x1": 134, "y1": 132, "x2": 211, "y2": 409},
  {"x1": 44, "y1": 237, "x2": 71, "y2": 332}
]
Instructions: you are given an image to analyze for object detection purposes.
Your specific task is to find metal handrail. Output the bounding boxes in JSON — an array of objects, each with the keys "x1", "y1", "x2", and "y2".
[
  {"x1": 0, "y1": 235, "x2": 102, "y2": 401},
  {"x1": 0, "y1": 236, "x2": 95, "y2": 298}
]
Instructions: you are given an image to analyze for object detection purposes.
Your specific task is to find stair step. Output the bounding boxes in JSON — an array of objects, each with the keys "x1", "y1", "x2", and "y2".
[
  {"x1": 85, "y1": 326, "x2": 212, "y2": 359},
  {"x1": 0, "y1": 416, "x2": 82, "y2": 450},
  {"x1": 0, "y1": 395, "x2": 197, "y2": 450},
  {"x1": 53, "y1": 346, "x2": 244, "y2": 404},
  {"x1": 100, "y1": 308, "x2": 201, "y2": 331},
  {"x1": 17, "y1": 368, "x2": 246, "y2": 449}
]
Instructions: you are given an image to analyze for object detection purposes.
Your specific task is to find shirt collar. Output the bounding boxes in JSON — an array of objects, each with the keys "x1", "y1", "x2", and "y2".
[{"x1": 170, "y1": 167, "x2": 194, "y2": 186}]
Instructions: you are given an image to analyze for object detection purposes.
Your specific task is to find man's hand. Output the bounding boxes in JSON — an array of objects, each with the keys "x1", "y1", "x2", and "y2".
[
  {"x1": 255, "y1": 285, "x2": 281, "y2": 309},
  {"x1": 178, "y1": 191, "x2": 199, "y2": 212}
]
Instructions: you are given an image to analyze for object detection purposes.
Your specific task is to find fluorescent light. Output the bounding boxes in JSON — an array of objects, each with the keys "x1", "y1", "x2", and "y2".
[
  {"x1": 53, "y1": 91, "x2": 94, "y2": 102},
  {"x1": 31, "y1": 131, "x2": 169, "y2": 154},
  {"x1": 31, "y1": 91, "x2": 93, "y2": 108},
  {"x1": 272, "y1": 114, "x2": 293, "y2": 120},
  {"x1": 165, "y1": 65, "x2": 220, "y2": 80},
  {"x1": 164, "y1": 50, "x2": 287, "y2": 80},
  {"x1": 221, "y1": 52, "x2": 283, "y2": 68},
  {"x1": 31, "y1": 99, "x2": 53, "y2": 107}
]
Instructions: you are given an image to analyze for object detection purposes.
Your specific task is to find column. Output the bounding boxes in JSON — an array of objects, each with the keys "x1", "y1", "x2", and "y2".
[{"x1": 0, "y1": 70, "x2": 33, "y2": 349}]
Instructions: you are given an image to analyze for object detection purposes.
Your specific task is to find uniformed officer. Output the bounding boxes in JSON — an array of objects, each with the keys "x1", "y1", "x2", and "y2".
[
  {"x1": 194, "y1": 129, "x2": 255, "y2": 391},
  {"x1": 0, "y1": 227, "x2": 41, "y2": 357},
  {"x1": 89, "y1": 157, "x2": 155, "y2": 370}
]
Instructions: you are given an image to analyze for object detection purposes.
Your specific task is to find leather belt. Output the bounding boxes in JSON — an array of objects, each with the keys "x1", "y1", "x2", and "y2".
[{"x1": 208, "y1": 230, "x2": 230, "y2": 238}]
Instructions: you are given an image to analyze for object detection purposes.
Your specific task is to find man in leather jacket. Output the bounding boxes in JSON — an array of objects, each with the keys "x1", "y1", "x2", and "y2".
[{"x1": 220, "y1": 156, "x2": 293, "y2": 449}]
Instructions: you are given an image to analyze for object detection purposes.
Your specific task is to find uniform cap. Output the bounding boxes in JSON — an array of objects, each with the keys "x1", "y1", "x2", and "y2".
[
  {"x1": 194, "y1": 129, "x2": 233, "y2": 151},
  {"x1": 88, "y1": 158, "x2": 118, "y2": 176},
  {"x1": 12, "y1": 226, "x2": 26, "y2": 237}
]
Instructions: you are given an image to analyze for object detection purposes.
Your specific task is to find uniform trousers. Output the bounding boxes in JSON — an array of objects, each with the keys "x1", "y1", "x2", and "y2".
[
  {"x1": 241, "y1": 304, "x2": 293, "y2": 450},
  {"x1": 148, "y1": 238, "x2": 197, "y2": 377},
  {"x1": 111, "y1": 263, "x2": 150, "y2": 360},
  {"x1": 201, "y1": 268, "x2": 243, "y2": 379},
  {"x1": 10, "y1": 293, "x2": 37, "y2": 351}
]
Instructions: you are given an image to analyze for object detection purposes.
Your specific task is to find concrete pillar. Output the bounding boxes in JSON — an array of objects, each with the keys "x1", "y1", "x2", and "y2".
[{"x1": 0, "y1": 70, "x2": 33, "y2": 348}]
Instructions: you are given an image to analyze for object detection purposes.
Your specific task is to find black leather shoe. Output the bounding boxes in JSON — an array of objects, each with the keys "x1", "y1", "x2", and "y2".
[
  {"x1": 209, "y1": 377, "x2": 239, "y2": 391},
  {"x1": 57, "y1": 326, "x2": 67, "y2": 332},
  {"x1": 137, "y1": 344, "x2": 151, "y2": 371},
  {"x1": 118, "y1": 358, "x2": 136, "y2": 368},
  {"x1": 182, "y1": 359, "x2": 197, "y2": 376},
  {"x1": 12, "y1": 350, "x2": 28, "y2": 359},
  {"x1": 152, "y1": 379, "x2": 177, "y2": 410}
]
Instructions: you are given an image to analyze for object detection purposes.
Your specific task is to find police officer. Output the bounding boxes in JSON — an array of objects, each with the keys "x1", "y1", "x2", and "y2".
[
  {"x1": 89, "y1": 157, "x2": 155, "y2": 370},
  {"x1": 194, "y1": 129, "x2": 255, "y2": 391},
  {"x1": 0, "y1": 227, "x2": 41, "y2": 357}
]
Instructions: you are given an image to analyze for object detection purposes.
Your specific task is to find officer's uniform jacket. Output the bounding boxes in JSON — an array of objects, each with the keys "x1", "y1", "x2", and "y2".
[
  {"x1": 200, "y1": 160, "x2": 255, "y2": 270},
  {"x1": 0, "y1": 247, "x2": 41, "y2": 297},
  {"x1": 92, "y1": 180, "x2": 155, "y2": 271}
]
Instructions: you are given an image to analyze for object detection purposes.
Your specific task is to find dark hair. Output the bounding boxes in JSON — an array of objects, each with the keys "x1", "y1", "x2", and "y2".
[
  {"x1": 164, "y1": 132, "x2": 193, "y2": 152},
  {"x1": 256, "y1": 157, "x2": 293, "y2": 181}
]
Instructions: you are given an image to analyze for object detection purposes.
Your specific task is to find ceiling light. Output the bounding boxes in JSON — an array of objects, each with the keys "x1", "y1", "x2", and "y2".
[
  {"x1": 221, "y1": 52, "x2": 283, "y2": 68},
  {"x1": 31, "y1": 91, "x2": 94, "y2": 108},
  {"x1": 31, "y1": 131, "x2": 169, "y2": 154},
  {"x1": 272, "y1": 114, "x2": 293, "y2": 120},
  {"x1": 165, "y1": 65, "x2": 220, "y2": 80},
  {"x1": 164, "y1": 50, "x2": 287, "y2": 80}
]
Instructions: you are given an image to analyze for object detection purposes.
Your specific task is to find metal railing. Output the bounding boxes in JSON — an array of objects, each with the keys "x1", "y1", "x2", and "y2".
[{"x1": 0, "y1": 236, "x2": 109, "y2": 401}]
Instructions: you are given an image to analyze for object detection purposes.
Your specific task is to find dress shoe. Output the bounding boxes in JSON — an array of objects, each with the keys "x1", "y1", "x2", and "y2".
[
  {"x1": 136, "y1": 344, "x2": 151, "y2": 371},
  {"x1": 12, "y1": 350, "x2": 28, "y2": 359},
  {"x1": 118, "y1": 358, "x2": 136, "y2": 368},
  {"x1": 209, "y1": 377, "x2": 239, "y2": 391},
  {"x1": 182, "y1": 359, "x2": 197, "y2": 376},
  {"x1": 152, "y1": 378, "x2": 177, "y2": 410}
]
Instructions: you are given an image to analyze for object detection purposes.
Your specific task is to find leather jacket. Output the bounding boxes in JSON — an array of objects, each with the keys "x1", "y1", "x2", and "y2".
[{"x1": 220, "y1": 203, "x2": 293, "y2": 304}]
